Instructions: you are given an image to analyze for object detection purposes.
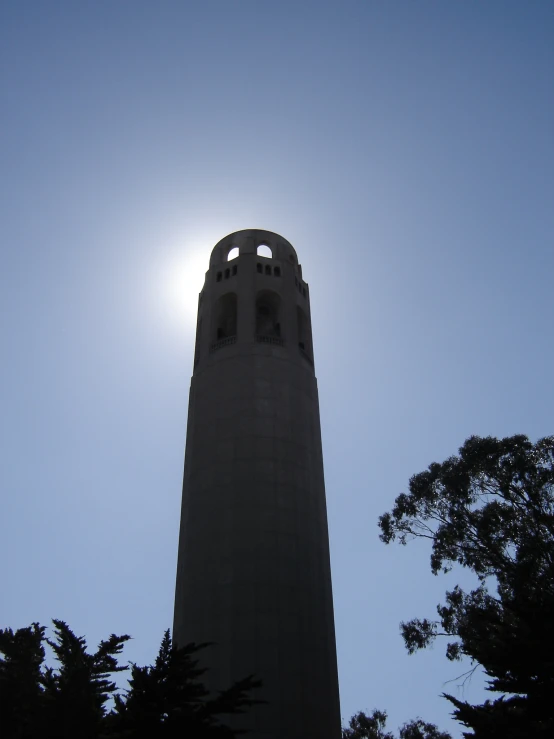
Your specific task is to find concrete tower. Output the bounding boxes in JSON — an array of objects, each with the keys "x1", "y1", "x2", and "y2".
[{"x1": 174, "y1": 230, "x2": 341, "y2": 739}]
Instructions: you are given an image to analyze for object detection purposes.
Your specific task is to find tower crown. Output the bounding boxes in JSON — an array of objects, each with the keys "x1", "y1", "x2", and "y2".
[
  {"x1": 194, "y1": 229, "x2": 313, "y2": 374},
  {"x1": 209, "y1": 229, "x2": 299, "y2": 266}
]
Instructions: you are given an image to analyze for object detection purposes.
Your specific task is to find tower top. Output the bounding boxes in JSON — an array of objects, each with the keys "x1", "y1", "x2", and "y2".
[{"x1": 210, "y1": 229, "x2": 299, "y2": 267}]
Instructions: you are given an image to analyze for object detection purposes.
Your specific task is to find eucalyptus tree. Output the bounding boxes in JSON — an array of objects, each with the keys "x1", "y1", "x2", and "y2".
[{"x1": 379, "y1": 434, "x2": 554, "y2": 738}]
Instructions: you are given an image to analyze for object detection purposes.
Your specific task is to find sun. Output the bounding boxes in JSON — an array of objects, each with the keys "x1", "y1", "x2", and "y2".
[{"x1": 162, "y1": 246, "x2": 208, "y2": 328}]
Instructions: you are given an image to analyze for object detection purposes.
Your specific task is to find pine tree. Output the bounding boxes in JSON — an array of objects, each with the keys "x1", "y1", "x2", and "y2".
[
  {"x1": 0, "y1": 623, "x2": 46, "y2": 739},
  {"x1": 1, "y1": 622, "x2": 261, "y2": 738},
  {"x1": 41, "y1": 620, "x2": 130, "y2": 739},
  {"x1": 107, "y1": 630, "x2": 261, "y2": 738}
]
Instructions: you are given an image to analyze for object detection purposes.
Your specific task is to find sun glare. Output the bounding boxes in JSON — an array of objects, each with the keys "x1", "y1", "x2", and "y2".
[{"x1": 163, "y1": 247, "x2": 208, "y2": 328}]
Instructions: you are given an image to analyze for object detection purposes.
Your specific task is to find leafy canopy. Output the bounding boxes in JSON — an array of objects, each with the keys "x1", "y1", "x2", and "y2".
[
  {"x1": 379, "y1": 434, "x2": 554, "y2": 738},
  {"x1": 342, "y1": 709, "x2": 451, "y2": 739}
]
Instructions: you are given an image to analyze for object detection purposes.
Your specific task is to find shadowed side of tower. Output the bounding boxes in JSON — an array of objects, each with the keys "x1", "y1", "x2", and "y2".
[{"x1": 173, "y1": 230, "x2": 341, "y2": 739}]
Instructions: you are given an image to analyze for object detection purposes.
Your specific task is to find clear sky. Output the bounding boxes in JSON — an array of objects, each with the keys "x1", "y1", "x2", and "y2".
[{"x1": 1, "y1": 1, "x2": 553, "y2": 735}]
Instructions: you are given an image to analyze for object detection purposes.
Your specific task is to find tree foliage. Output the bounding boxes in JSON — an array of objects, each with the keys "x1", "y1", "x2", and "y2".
[
  {"x1": 343, "y1": 709, "x2": 393, "y2": 739},
  {"x1": 108, "y1": 630, "x2": 260, "y2": 737},
  {"x1": 0, "y1": 623, "x2": 46, "y2": 739},
  {"x1": 342, "y1": 710, "x2": 451, "y2": 739},
  {"x1": 0, "y1": 621, "x2": 260, "y2": 739},
  {"x1": 379, "y1": 434, "x2": 554, "y2": 738},
  {"x1": 0, "y1": 619, "x2": 129, "y2": 739},
  {"x1": 42, "y1": 619, "x2": 130, "y2": 738}
]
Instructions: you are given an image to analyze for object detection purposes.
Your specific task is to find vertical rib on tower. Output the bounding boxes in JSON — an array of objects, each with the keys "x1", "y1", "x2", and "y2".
[{"x1": 174, "y1": 230, "x2": 341, "y2": 739}]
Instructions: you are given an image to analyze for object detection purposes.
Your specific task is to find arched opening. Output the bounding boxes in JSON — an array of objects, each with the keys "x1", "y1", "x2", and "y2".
[
  {"x1": 297, "y1": 306, "x2": 311, "y2": 358},
  {"x1": 257, "y1": 244, "x2": 272, "y2": 258},
  {"x1": 256, "y1": 290, "x2": 282, "y2": 340},
  {"x1": 213, "y1": 293, "x2": 237, "y2": 340},
  {"x1": 227, "y1": 246, "x2": 239, "y2": 261}
]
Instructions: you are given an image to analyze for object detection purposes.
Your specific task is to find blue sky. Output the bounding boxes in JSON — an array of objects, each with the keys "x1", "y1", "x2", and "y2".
[{"x1": 1, "y1": 1, "x2": 553, "y2": 735}]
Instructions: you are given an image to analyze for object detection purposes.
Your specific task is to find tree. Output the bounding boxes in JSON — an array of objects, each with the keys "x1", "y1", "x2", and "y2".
[
  {"x1": 0, "y1": 623, "x2": 45, "y2": 739},
  {"x1": 343, "y1": 709, "x2": 393, "y2": 739},
  {"x1": 342, "y1": 710, "x2": 451, "y2": 739},
  {"x1": 41, "y1": 619, "x2": 130, "y2": 738},
  {"x1": 108, "y1": 630, "x2": 261, "y2": 737},
  {"x1": 0, "y1": 619, "x2": 130, "y2": 739},
  {"x1": 0, "y1": 621, "x2": 261, "y2": 738},
  {"x1": 379, "y1": 434, "x2": 554, "y2": 738}
]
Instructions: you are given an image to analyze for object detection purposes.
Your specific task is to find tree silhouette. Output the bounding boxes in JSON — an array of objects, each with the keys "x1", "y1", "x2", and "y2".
[
  {"x1": 0, "y1": 622, "x2": 260, "y2": 739},
  {"x1": 342, "y1": 710, "x2": 451, "y2": 739},
  {"x1": 379, "y1": 434, "x2": 554, "y2": 738},
  {"x1": 41, "y1": 620, "x2": 130, "y2": 738},
  {"x1": 0, "y1": 623, "x2": 45, "y2": 739},
  {"x1": 107, "y1": 630, "x2": 261, "y2": 737}
]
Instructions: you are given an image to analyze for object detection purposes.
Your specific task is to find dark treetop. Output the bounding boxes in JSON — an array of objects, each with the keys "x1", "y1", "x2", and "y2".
[{"x1": 379, "y1": 434, "x2": 554, "y2": 739}]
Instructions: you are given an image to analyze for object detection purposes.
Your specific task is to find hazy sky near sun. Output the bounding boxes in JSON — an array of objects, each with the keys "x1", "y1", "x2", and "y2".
[{"x1": 1, "y1": 2, "x2": 553, "y2": 735}]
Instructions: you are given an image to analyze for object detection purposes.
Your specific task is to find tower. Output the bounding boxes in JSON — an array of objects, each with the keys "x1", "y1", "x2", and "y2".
[{"x1": 174, "y1": 230, "x2": 341, "y2": 739}]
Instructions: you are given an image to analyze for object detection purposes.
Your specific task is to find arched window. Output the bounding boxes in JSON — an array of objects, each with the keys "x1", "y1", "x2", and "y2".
[
  {"x1": 256, "y1": 290, "x2": 282, "y2": 339},
  {"x1": 213, "y1": 293, "x2": 237, "y2": 340},
  {"x1": 257, "y1": 244, "x2": 272, "y2": 258},
  {"x1": 227, "y1": 246, "x2": 239, "y2": 261},
  {"x1": 224, "y1": 268, "x2": 230, "y2": 279},
  {"x1": 274, "y1": 266, "x2": 281, "y2": 277},
  {"x1": 264, "y1": 265, "x2": 271, "y2": 275},
  {"x1": 257, "y1": 263, "x2": 263, "y2": 273}
]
